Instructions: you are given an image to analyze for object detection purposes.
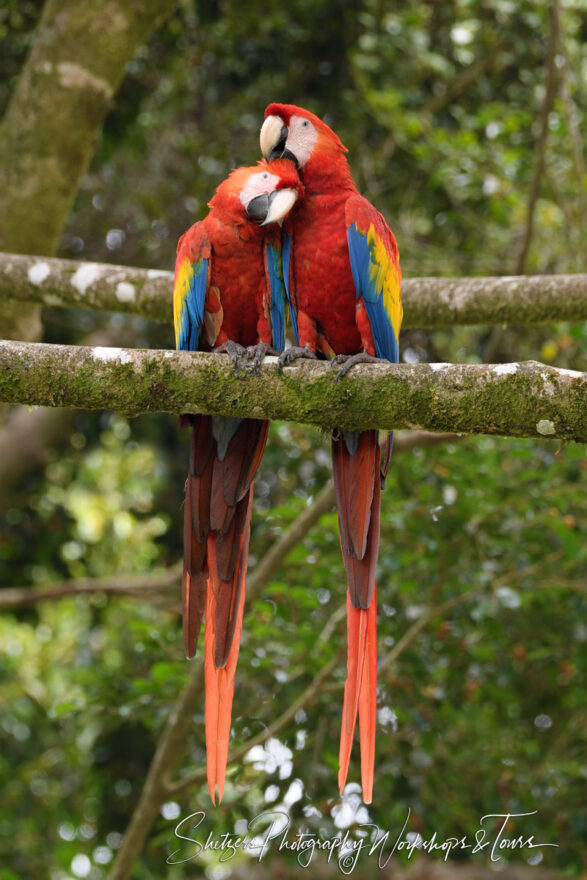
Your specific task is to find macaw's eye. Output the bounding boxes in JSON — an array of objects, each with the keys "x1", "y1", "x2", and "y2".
[
  {"x1": 302, "y1": 120, "x2": 309, "y2": 128},
  {"x1": 262, "y1": 172, "x2": 269, "y2": 179}
]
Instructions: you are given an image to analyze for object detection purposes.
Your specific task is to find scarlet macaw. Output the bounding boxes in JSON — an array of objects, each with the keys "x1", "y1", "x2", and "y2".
[
  {"x1": 260, "y1": 104, "x2": 402, "y2": 803},
  {"x1": 173, "y1": 159, "x2": 303, "y2": 803}
]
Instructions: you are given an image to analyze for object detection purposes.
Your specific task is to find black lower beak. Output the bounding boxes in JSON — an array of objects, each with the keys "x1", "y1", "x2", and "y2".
[
  {"x1": 268, "y1": 147, "x2": 299, "y2": 169},
  {"x1": 279, "y1": 148, "x2": 299, "y2": 168},
  {"x1": 246, "y1": 193, "x2": 270, "y2": 222},
  {"x1": 267, "y1": 124, "x2": 299, "y2": 168}
]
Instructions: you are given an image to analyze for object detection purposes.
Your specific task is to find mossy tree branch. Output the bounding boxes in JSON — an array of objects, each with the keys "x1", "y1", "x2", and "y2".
[
  {"x1": 0, "y1": 324, "x2": 139, "y2": 492},
  {"x1": 0, "y1": 340, "x2": 585, "y2": 441},
  {"x1": 1, "y1": 252, "x2": 586, "y2": 328}
]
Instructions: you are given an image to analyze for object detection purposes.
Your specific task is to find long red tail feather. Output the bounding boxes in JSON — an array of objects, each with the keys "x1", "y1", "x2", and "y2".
[
  {"x1": 338, "y1": 596, "x2": 368, "y2": 794},
  {"x1": 182, "y1": 566, "x2": 206, "y2": 660},
  {"x1": 358, "y1": 586, "x2": 377, "y2": 803},
  {"x1": 204, "y1": 504, "x2": 251, "y2": 804},
  {"x1": 213, "y1": 492, "x2": 251, "y2": 667},
  {"x1": 182, "y1": 414, "x2": 268, "y2": 802},
  {"x1": 333, "y1": 430, "x2": 381, "y2": 800}
]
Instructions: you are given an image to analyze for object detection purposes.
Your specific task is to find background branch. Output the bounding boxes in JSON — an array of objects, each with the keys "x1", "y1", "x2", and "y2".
[
  {"x1": 1, "y1": 252, "x2": 586, "y2": 328},
  {"x1": 0, "y1": 405, "x2": 76, "y2": 491},
  {"x1": 0, "y1": 565, "x2": 181, "y2": 609},
  {"x1": 422, "y1": 51, "x2": 502, "y2": 116},
  {"x1": 514, "y1": 0, "x2": 561, "y2": 274}
]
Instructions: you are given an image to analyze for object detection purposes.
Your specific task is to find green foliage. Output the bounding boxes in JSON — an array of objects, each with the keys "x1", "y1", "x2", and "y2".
[
  {"x1": 0, "y1": 1, "x2": 585, "y2": 878},
  {"x1": 53, "y1": 0, "x2": 585, "y2": 280}
]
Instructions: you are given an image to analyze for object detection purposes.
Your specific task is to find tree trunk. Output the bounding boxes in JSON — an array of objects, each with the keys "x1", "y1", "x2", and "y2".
[{"x1": 0, "y1": 0, "x2": 177, "y2": 361}]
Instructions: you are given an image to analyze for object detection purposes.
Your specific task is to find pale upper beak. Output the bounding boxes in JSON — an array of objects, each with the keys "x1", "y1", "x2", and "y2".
[
  {"x1": 261, "y1": 188, "x2": 298, "y2": 226},
  {"x1": 260, "y1": 115, "x2": 287, "y2": 159}
]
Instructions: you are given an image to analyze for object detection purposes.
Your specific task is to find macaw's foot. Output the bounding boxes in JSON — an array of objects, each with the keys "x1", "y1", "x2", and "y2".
[
  {"x1": 333, "y1": 351, "x2": 381, "y2": 380},
  {"x1": 277, "y1": 345, "x2": 317, "y2": 374},
  {"x1": 244, "y1": 342, "x2": 280, "y2": 374},
  {"x1": 213, "y1": 340, "x2": 247, "y2": 375}
]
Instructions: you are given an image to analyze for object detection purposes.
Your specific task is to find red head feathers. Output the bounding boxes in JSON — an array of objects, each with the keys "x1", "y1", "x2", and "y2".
[
  {"x1": 208, "y1": 158, "x2": 303, "y2": 226},
  {"x1": 261, "y1": 104, "x2": 354, "y2": 191}
]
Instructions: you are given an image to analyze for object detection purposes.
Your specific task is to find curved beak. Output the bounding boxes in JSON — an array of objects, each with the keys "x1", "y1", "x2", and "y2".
[
  {"x1": 246, "y1": 188, "x2": 298, "y2": 225},
  {"x1": 260, "y1": 188, "x2": 298, "y2": 226},
  {"x1": 260, "y1": 115, "x2": 287, "y2": 159}
]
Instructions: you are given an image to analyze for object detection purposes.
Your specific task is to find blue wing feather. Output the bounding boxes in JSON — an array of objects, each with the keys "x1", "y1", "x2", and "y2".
[
  {"x1": 173, "y1": 224, "x2": 210, "y2": 352},
  {"x1": 265, "y1": 241, "x2": 286, "y2": 352},
  {"x1": 346, "y1": 197, "x2": 402, "y2": 364},
  {"x1": 176, "y1": 259, "x2": 208, "y2": 352},
  {"x1": 282, "y1": 231, "x2": 299, "y2": 345}
]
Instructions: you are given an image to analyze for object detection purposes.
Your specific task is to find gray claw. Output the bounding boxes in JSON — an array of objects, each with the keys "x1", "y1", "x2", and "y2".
[
  {"x1": 213, "y1": 340, "x2": 247, "y2": 375},
  {"x1": 246, "y1": 342, "x2": 279, "y2": 374},
  {"x1": 334, "y1": 352, "x2": 381, "y2": 381},
  {"x1": 277, "y1": 345, "x2": 317, "y2": 374}
]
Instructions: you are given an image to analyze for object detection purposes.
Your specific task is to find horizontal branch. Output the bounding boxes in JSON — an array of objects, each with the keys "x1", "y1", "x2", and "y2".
[
  {"x1": 0, "y1": 565, "x2": 182, "y2": 609},
  {"x1": 0, "y1": 340, "x2": 585, "y2": 441},
  {"x1": 1, "y1": 252, "x2": 586, "y2": 328}
]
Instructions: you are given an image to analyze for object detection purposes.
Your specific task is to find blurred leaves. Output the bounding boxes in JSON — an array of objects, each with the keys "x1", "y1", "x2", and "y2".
[{"x1": 1, "y1": 432, "x2": 585, "y2": 876}]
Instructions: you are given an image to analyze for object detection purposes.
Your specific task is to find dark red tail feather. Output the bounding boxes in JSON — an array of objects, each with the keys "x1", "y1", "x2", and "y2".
[
  {"x1": 183, "y1": 467, "x2": 207, "y2": 659},
  {"x1": 190, "y1": 414, "x2": 215, "y2": 473},
  {"x1": 332, "y1": 430, "x2": 379, "y2": 607},
  {"x1": 212, "y1": 490, "x2": 251, "y2": 667},
  {"x1": 182, "y1": 569, "x2": 207, "y2": 660}
]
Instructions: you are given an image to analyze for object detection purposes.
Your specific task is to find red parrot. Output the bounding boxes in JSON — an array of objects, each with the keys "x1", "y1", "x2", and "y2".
[
  {"x1": 173, "y1": 158, "x2": 302, "y2": 803},
  {"x1": 260, "y1": 104, "x2": 402, "y2": 803}
]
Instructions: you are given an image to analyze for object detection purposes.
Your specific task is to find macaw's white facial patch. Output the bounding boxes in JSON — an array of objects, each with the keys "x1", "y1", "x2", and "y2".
[
  {"x1": 239, "y1": 171, "x2": 281, "y2": 209},
  {"x1": 285, "y1": 115, "x2": 318, "y2": 168}
]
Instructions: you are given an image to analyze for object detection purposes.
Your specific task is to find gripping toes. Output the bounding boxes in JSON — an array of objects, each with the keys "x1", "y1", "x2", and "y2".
[
  {"x1": 245, "y1": 342, "x2": 279, "y2": 374},
  {"x1": 214, "y1": 340, "x2": 248, "y2": 375},
  {"x1": 277, "y1": 345, "x2": 317, "y2": 374},
  {"x1": 333, "y1": 352, "x2": 381, "y2": 381}
]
